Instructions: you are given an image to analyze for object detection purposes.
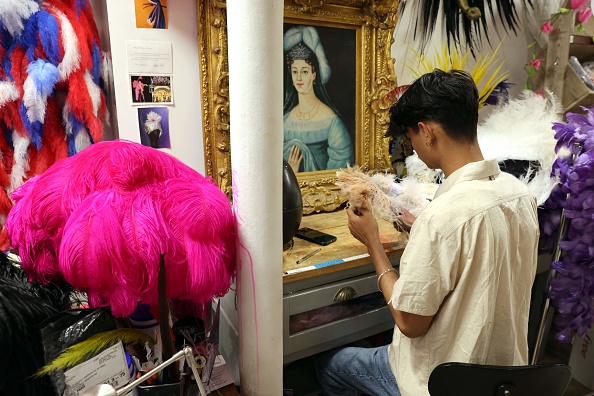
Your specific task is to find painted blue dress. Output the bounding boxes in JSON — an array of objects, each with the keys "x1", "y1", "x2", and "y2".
[{"x1": 283, "y1": 114, "x2": 353, "y2": 172}]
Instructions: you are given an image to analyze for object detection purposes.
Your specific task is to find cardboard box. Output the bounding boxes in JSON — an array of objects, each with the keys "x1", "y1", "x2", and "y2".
[{"x1": 569, "y1": 327, "x2": 594, "y2": 390}]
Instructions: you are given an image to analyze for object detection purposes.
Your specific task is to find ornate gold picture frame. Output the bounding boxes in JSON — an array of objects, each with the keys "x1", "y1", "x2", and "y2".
[{"x1": 197, "y1": 0, "x2": 398, "y2": 214}]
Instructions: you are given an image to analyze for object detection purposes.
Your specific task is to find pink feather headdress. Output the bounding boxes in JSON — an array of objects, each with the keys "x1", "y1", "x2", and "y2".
[{"x1": 6, "y1": 140, "x2": 237, "y2": 317}]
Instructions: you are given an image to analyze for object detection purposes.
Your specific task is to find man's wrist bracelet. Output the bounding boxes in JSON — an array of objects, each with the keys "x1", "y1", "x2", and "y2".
[{"x1": 377, "y1": 268, "x2": 397, "y2": 292}]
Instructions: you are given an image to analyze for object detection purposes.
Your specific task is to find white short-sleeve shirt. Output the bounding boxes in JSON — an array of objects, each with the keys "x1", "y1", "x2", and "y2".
[{"x1": 387, "y1": 159, "x2": 539, "y2": 396}]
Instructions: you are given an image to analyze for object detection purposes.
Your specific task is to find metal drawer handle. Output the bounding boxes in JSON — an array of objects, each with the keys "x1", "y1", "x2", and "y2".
[{"x1": 334, "y1": 286, "x2": 356, "y2": 302}]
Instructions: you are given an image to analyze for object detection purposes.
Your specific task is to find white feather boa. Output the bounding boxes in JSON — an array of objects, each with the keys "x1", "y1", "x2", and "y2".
[
  {"x1": 0, "y1": 82, "x2": 20, "y2": 108},
  {"x1": 46, "y1": 5, "x2": 81, "y2": 82},
  {"x1": 477, "y1": 90, "x2": 561, "y2": 205},
  {"x1": 9, "y1": 132, "x2": 30, "y2": 195},
  {"x1": 404, "y1": 90, "x2": 561, "y2": 206}
]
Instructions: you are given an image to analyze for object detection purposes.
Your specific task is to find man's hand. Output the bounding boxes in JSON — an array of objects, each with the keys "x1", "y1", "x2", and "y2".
[
  {"x1": 347, "y1": 206, "x2": 380, "y2": 247},
  {"x1": 288, "y1": 145, "x2": 302, "y2": 174},
  {"x1": 393, "y1": 208, "x2": 417, "y2": 233}
]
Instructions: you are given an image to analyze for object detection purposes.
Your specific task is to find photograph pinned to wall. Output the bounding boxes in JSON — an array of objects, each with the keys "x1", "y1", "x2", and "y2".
[
  {"x1": 134, "y1": 0, "x2": 168, "y2": 29},
  {"x1": 130, "y1": 75, "x2": 173, "y2": 105},
  {"x1": 138, "y1": 107, "x2": 171, "y2": 149}
]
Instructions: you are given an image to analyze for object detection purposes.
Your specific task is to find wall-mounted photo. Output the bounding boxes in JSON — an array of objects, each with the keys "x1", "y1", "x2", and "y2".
[
  {"x1": 138, "y1": 107, "x2": 171, "y2": 149},
  {"x1": 283, "y1": 24, "x2": 356, "y2": 175},
  {"x1": 134, "y1": 0, "x2": 168, "y2": 29},
  {"x1": 130, "y1": 75, "x2": 173, "y2": 105}
]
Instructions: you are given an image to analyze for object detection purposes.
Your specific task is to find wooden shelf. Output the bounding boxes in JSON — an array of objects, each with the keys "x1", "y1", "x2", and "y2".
[
  {"x1": 534, "y1": 11, "x2": 594, "y2": 114},
  {"x1": 563, "y1": 64, "x2": 594, "y2": 113}
]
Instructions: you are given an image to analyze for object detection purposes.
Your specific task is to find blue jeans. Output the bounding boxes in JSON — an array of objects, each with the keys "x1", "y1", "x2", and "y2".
[{"x1": 314, "y1": 346, "x2": 400, "y2": 396}]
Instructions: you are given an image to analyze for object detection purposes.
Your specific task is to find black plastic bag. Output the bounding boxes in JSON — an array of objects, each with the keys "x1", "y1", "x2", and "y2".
[{"x1": 39, "y1": 308, "x2": 117, "y2": 396}]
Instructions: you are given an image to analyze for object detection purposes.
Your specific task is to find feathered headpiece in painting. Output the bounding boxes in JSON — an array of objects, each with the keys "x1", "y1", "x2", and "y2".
[{"x1": 6, "y1": 140, "x2": 237, "y2": 317}]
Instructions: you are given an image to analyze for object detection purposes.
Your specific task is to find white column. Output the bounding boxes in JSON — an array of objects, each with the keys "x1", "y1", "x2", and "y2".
[{"x1": 227, "y1": 1, "x2": 284, "y2": 395}]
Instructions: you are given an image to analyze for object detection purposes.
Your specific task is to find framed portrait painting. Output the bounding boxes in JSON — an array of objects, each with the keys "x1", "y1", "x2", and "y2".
[{"x1": 198, "y1": 0, "x2": 399, "y2": 213}]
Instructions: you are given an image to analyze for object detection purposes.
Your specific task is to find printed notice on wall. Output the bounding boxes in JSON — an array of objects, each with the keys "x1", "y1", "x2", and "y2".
[
  {"x1": 127, "y1": 40, "x2": 172, "y2": 74},
  {"x1": 63, "y1": 343, "x2": 130, "y2": 396}
]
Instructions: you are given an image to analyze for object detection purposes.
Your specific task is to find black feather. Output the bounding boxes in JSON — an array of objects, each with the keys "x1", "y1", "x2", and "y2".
[
  {"x1": 411, "y1": 0, "x2": 534, "y2": 56},
  {"x1": 0, "y1": 253, "x2": 77, "y2": 395},
  {"x1": 0, "y1": 278, "x2": 58, "y2": 395}
]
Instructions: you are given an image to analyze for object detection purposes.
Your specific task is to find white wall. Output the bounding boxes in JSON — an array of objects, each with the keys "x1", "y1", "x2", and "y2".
[{"x1": 104, "y1": 0, "x2": 205, "y2": 174}]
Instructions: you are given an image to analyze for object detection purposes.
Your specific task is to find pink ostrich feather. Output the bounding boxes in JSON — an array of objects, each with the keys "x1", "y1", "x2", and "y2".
[
  {"x1": 161, "y1": 178, "x2": 237, "y2": 303},
  {"x1": 6, "y1": 140, "x2": 237, "y2": 316}
]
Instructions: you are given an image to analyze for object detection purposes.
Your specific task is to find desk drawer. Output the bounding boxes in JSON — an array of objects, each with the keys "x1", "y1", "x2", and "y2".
[{"x1": 283, "y1": 273, "x2": 394, "y2": 363}]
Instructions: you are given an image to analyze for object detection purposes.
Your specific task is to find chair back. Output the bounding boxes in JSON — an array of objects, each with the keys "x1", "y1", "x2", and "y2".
[{"x1": 428, "y1": 362, "x2": 572, "y2": 396}]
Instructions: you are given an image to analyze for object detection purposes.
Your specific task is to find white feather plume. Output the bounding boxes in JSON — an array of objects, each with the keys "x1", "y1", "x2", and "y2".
[
  {"x1": 9, "y1": 131, "x2": 30, "y2": 195},
  {"x1": 0, "y1": 81, "x2": 20, "y2": 107},
  {"x1": 336, "y1": 166, "x2": 435, "y2": 224},
  {"x1": 62, "y1": 103, "x2": 74, "y2": 137},
  {"x1": 84, "y1": 70, "x2": 101, "y2": 116},
  {"x1": 46, "y1": 5, "x2": 81, "y2": 81},
  {"x1": 75, "y1": 129, "x2": 92, "y2": 153},
  {"x1": 478, "y1": 90, "x2": 561, "y2": 205},
  {"x1": 101, "y1": 50, "x2": 112, "y2": 89},
  {"x1": 0, "y1": 0, "x2": 39, "y2": 37},
  {"x1": 23, "y1": 76, "x2": 46, "y2": 122},
  {"x1": 405, "y1": 154, "x2": 444, "y2": 183}
]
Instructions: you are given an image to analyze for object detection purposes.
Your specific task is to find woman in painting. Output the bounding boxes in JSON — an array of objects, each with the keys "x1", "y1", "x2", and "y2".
[{"x1": 283, "y1": 26, "x2": 353, "y2": 173}]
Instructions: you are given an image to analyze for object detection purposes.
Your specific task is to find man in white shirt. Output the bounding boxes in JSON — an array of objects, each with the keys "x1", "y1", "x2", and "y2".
[{"x1": 315, "y1": 69, "x2": 539, "y2": 396}]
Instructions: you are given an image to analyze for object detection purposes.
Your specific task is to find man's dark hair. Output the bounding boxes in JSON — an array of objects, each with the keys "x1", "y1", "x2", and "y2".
[{"x1": 387, "y1": 69, "x2": 479, "y2": 143}]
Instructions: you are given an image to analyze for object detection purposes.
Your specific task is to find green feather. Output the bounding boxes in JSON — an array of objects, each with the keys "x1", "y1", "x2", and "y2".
[{"x1": 35, "y1": 328, "x2": 154, "y2": 377}]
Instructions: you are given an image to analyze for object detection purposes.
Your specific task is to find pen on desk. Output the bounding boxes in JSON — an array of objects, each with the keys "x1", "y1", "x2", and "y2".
[{"x1": 296, "y1": 248, "x2": 321, "y2": 264}]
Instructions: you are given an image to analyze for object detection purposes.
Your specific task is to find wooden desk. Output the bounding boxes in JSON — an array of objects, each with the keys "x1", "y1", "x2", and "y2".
[
  {"x1": 283, "y1": 210, "x2": 407, "y2": 285},
  {"x1": 282, "y1": 210, "x2": 406, "y2": 363}
]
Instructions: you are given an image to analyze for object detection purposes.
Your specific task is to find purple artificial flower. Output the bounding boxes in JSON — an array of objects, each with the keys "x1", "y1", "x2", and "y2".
[{"x1": 543, "y1": 105, "x2": 594, "y2": 341}]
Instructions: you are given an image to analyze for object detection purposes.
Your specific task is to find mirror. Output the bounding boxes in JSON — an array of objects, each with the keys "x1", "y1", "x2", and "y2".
[{"x1": 197, "y1": 0, "x2": 399, "y2": 213}]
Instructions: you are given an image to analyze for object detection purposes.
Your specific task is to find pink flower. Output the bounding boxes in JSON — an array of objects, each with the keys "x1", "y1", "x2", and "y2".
[
  {"x1": 541, "y1": 21, "x2": 554, "y2": 34},
  {"x1": 579, "y1": 7, "x2": 593, "y2": 23},
  {"x1": 571, "y1": 0, "x2": 590, "y2": 10},
  {"x1": 531, "y1": 58, "x2": 542, "y2": 70}
]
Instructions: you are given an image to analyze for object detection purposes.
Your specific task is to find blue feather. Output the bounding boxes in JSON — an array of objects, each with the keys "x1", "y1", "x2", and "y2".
[
  {"x1": 26, "y1": 46, "x2": 36, "y2": 62},
  {"x1": 2, "y1": 45, "x2": 14, "y2": 80},
  {"x1": 28, "y1": 59, "x2": 60, "y2": 97},
  {"x1": 67, "y1": 134, "x2": 77, "y2": 157},
  {"x1": 74, "y1": 0, "x2": 88, "y2": 17},
  {"x1": 66, "y1": 113, "x2": 84, "y2": 156},
  {"x1": 20, "y1": 102, "x2": 44, "y2": 148},
  {"x1": 30, "y1": 121, "x2": 43, "y2": 149},
  {"x1": 16, "y1": 12, "x2": 39, "y2": 48},
  {"x1": 37, "y1": 11, "x2": 62, "y2": 66},
  {"x1": 91, "y1": 43, "x2": 101, "y2": 85},
  {"x1": 0, "y1": 28, "x2": 11, "y2": 49},
  {"x1": 3, "y1": 126, "x2": 14, "y2": 151}
]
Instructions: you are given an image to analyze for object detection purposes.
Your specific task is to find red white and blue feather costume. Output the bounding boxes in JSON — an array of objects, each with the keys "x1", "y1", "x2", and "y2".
[{"x1": 0, "y1": 0, "x2": 108, "y2": 250}]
